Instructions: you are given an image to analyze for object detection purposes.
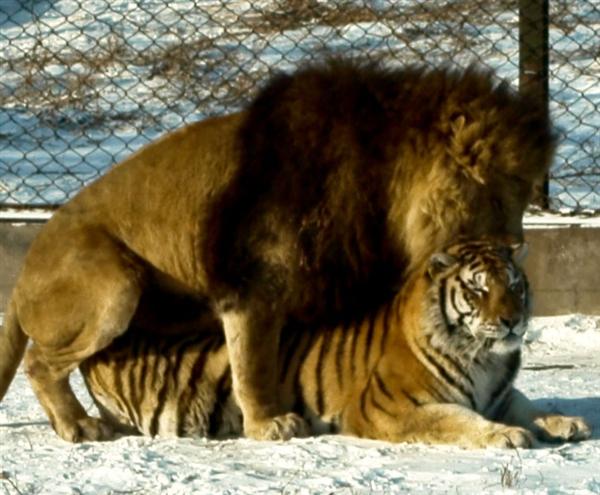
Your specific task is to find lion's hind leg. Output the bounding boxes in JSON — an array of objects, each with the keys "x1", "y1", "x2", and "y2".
[
  {"x1": 25, "y1": 345, "x2": 115, "y2": 441},
  {"x1": 16, "y1": 232, "x2": 143, "y2": 442}
]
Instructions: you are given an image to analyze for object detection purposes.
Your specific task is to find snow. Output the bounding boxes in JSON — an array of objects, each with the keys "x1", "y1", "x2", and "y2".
[{"x1": 1, "y1": 314, "x2": 599, "y2": 494}]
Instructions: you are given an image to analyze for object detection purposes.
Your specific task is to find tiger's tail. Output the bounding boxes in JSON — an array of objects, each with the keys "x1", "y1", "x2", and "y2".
[{"x1": 0, "y1": 298, "x2": 28, "y2": 401}]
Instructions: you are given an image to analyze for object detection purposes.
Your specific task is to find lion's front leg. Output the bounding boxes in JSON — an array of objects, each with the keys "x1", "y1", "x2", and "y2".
[
  {"x1": 499, "y1": 388, "x2": 591, "y2": 443},
  {"x1": 219, "y1": 297, "x2": 308, "y2": 441}
]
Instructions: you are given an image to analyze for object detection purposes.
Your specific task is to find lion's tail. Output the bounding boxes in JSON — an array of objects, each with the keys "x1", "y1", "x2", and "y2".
[{"x1": 0, "y1": 298, "x2": 28, "y2": 401}]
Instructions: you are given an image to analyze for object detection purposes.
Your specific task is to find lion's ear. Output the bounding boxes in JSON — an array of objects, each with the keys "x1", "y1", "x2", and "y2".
[
  {"x1": 428, "y1": 252, "x2": 457, "y2": 278},
  {"x1": 448, "y1": 114, "x2": 488, "y2": 185},
  {"x1": 510, "y1": 242, "x2": 528, "y2": 264}
]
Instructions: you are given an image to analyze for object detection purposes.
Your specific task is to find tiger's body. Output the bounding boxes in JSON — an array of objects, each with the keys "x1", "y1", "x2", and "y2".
[{"x1": 80, "y1": 240, "x2": 591, "y2": 447}]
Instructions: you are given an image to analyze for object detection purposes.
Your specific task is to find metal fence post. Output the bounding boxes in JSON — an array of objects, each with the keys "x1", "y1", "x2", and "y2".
[{"x1": 519, "y1": 0, "x2": 550, "y2": 209}]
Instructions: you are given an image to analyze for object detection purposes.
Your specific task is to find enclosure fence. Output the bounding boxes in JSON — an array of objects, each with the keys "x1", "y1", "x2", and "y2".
[{"x1": 1, "y1": 0, "x2": 598, "y2": 212}]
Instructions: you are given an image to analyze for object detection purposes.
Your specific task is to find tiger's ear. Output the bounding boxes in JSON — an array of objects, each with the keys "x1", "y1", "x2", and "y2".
[
  {"x1": 428, "y1": 252, "x2": 457, "y2": 278},
  {"x1": 511, "y1": 242, "x2": 528, "y2": 264}
]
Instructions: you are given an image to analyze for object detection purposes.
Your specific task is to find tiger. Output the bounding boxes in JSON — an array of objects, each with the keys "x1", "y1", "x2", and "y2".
[{"x1": 79, "y1": 239, "x2": 591, "y2": 448}]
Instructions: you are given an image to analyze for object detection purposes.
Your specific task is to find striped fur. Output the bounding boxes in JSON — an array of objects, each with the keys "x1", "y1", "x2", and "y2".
[{"x1": 80, "y1": 239, "x2": 591, "y2": 447}]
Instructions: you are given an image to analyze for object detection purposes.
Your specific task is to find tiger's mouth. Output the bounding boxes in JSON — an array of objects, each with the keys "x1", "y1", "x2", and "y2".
[
  {"x1": 470, "y1": 322, "x2": 526, "y2": 353},
  {"x1": 475, "y1": 322, "x2": 525, "y2": 342}
]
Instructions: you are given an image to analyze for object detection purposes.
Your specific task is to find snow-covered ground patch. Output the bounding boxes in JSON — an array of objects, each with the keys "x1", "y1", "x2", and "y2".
[{"x1": 1, "y1": 314, "x2": 599, "y2": 494}]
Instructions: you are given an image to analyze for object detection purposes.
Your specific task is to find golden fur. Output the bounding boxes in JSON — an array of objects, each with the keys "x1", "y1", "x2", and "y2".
[
  {"x1": 80, "y1": 240, "x2": 591, "y2": 448},
  {"x1": 0, "y1": 60, "x2": 555, "y2": 442}
]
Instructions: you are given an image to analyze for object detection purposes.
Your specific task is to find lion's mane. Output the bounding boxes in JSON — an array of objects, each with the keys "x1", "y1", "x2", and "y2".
[{"x1": 204, "y1": 59, "x2": 555, "y2": 324}]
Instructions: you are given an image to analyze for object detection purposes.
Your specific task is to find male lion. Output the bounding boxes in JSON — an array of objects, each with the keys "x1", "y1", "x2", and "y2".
[{"x1": 0, "y1": 60, "x2": 554, "y2": 442}]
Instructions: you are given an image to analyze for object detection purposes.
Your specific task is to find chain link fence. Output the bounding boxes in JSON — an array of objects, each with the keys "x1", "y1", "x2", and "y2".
[{"x1": 1, "y1": 0, "x2": 598, "y2": 212}]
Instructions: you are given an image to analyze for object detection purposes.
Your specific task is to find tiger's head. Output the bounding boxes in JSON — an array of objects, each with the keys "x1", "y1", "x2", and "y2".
[{"x1": 427, "y1": 238, "x2": 530, "y2": 354}]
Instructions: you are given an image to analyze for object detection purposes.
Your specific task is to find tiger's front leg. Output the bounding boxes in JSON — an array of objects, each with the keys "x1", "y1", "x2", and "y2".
[
  {"x1": 219, "y1": 296, "x2": 309, "y2": 441},
  {"x1": 400, "y1": 404, "x2": 538, "y2": 449},
  {"x1": 342, "y1": 395, "x2": 536, "y2": 449},
  {"x1": 500, "y1": 388, "x2": 591, "y2": 443}
]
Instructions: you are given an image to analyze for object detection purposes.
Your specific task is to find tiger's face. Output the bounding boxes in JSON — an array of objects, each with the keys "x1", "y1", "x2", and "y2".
[{"x1": 429, "y1": 240, "x2": 530, "y2": 354}]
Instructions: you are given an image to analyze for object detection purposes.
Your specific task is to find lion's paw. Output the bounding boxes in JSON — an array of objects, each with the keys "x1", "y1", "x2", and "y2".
[
  {"x1": 534, "y1": 414, "x2": 592, "y2": 443},
  {"x1": 244, "y1": 412, "x2": 309, "y2": 441}
]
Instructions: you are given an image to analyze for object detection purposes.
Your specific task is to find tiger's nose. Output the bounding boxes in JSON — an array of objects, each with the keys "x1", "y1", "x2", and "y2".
[{"x1": 500, "y1": 316, "x2": 520, "y2": 331}]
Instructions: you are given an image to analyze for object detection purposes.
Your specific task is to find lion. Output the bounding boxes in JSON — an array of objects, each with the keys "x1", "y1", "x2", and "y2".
[{"x1": 0, "y1": 59, "x2": 555, "y2": 442}]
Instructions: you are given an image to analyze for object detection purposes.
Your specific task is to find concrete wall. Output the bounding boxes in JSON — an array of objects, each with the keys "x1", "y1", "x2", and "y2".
[
  {"x1": 0, "y1": 223, "x2": 42, "y2": 311},
  {"x1": 522, "y1": 227, "x2": 600, "y2": 315},
  {"x1": 0, "y1": 222, "x2": 598, "y2": 315}
]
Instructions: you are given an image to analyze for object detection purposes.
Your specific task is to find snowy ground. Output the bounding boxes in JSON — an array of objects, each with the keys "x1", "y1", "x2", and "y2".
[{"x1": 1, "y1": 314, "x2": 599, "y2": 495}]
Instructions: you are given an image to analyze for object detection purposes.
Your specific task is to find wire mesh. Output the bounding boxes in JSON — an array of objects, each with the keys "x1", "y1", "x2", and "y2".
[{"x1": 0, "y1": 0, "x2": 598, "y2": 211}]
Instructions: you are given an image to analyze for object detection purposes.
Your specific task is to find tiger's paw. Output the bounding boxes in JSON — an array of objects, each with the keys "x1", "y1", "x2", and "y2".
[
  {"x1": 55, "y1": 416, "x2": 115, "y2": 443},
  {"x1": 244, "y1": 413, "x2": 309, "y2": 441},
  {"x1": 485, "y1": 426, "x2": 536, "y2": 449},
  {"x1": 534, "y1": 415, "x2": 592, "y2": 443}
]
